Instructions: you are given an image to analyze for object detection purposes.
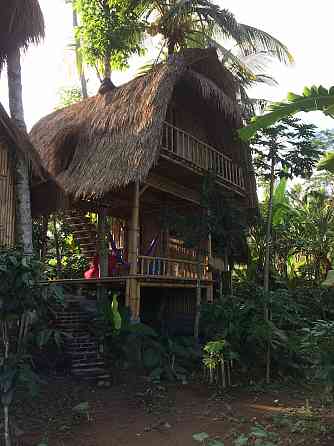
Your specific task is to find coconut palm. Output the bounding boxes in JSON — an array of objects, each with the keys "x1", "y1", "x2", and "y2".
[
  {"x1": 132, "y1": 0, "x2": 292, "y2": 118},
  {"x1": 137, "y1": 0, "x2": 292, "y2": 62},
  {"x1": 1, "y1": 0, "x2": 45, "y2": 254}
]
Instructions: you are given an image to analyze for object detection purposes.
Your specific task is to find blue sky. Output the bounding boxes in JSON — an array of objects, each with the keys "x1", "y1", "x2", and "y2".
[{"x1": 0, "y1": 0, "x2": 333, "y2": 130}]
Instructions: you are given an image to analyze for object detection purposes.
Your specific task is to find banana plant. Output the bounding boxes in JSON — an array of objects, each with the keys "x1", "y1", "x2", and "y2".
[{"x1": 239, "y1": 85, "x2": 334, "y2": 141}]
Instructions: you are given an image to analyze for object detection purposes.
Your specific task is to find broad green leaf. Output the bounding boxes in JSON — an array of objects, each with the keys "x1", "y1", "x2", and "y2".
[
  {"x1": 234, "y1": 435, "x2": 249, "y2": 446},
  {"x1": 250, "y1": 426, "x2": 268, "y2": 437},
  {"x1": 73, "y1": 401, "x2": 89, "y2": 413},
  {"x1": 208, "y1": 440, "x2": 225, "y2": 446},
  {"x1": 239, "y1": 85, "x2": 334, "y2": 140},
  {"x1": 193, "y1": 432, "x2": 210, "y2": 442}
]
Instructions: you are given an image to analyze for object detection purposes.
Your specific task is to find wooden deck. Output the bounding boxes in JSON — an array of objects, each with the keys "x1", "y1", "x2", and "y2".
[{"x1": 43, "y1": 275, "x2": 213, "y2": 288}]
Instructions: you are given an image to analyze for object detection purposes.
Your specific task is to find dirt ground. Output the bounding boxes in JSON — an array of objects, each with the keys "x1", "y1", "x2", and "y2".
[{"x1": 13, "y1": 374, "x2": 334, "y2": 446}]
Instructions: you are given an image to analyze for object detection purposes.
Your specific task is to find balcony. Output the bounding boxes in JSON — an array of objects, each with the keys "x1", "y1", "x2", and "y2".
[{"x1": 161, "y1": 121, "x2": 245, "y2": 191}]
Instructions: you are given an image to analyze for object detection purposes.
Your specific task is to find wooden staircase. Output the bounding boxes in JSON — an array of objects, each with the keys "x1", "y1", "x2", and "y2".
[
  {"x1": 63, "y1": 210, "x2": 97, "y2": 263},
  {"x1": 55, "y1": 297, "x2": 111, "y2": 382}
]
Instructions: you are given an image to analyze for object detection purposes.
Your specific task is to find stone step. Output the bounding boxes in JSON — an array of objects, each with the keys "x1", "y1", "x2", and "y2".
[
  {"x1": 71, "y1": 367, "x2": 111, "y2": 379},
  {"x1": 70, "y1": 350, "x2": 100, "y2": 358}
]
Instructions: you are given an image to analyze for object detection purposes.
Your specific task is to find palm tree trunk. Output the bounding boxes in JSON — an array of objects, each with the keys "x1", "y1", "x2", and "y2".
[
  {"x1": 72, "y1": 6, "x2": 88, "y2": 98},
  {"x1": 104, "y1": 52, "x2": 111, "y2": 80},
  {"x1": 7, "y1": 48, "x2": 33, "y2": 255},
  {"x1": 263, "y1": 152, "x2": 275, "y2": 384}
]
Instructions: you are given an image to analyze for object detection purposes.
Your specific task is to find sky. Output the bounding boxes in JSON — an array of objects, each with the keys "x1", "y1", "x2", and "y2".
[{"x1": 0, "y1": 0, "x2": 334, "y2": 131}]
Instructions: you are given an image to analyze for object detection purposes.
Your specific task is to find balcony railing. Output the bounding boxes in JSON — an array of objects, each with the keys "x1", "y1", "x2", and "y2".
[
  {"x1": 138, "y1": 256, "x2": 209, "y2": 280},
  {"x1": 162, "y1": 121, "x2": 245, "y2": 190}
]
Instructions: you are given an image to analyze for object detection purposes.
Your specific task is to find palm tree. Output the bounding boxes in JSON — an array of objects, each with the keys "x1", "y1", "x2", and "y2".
[
  {"x1": 66, "y1": 0, "x2": 88, "y2": 98},
  {"x1": 1, "y1": 0, "x2": 45, "y2": 254},
  {"x1": 133, "y1": 0, "x2": 292, "y2": 117},
  {"x1": 139, "y1": 0, "x2": 292, "y2": 61},
  {"x1": 133, "y1": 0, "x2": 292, "y2": 80}
]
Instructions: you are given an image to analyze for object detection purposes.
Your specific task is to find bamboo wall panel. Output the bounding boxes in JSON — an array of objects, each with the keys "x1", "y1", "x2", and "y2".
[{"x1": 0, "y1": 143, "x2": 15, "y2": 247}]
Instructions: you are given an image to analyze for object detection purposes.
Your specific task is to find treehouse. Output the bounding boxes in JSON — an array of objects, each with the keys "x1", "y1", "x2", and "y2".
[
  {"x1": 0, "y1": 103, "x2": 43, "y2": 248},
  {"x1": 30, "y1": 48, "x2": 257, "y2": 327}
]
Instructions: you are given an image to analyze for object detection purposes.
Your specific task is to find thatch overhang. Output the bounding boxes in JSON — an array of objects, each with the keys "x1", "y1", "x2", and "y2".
[
  {"x1": 30, "y1": 48, "x2": 256, "y2": 207},
  {"x1": 0, "y1": 0, "x2": 45, "y2": 69},
  {"x1": 0, "y1": 102, "x2": 45, "y2": 179}
]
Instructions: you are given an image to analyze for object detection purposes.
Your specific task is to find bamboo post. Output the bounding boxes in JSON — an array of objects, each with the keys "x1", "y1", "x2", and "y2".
[
  {"x1": 126, "y1": 182, "x2": 140, "y2": 321},
  {"x1": 98, "y1": 208, "x2": 109, "y2": 278},
  {"x1": 97, "y1": 208, "x2": 108, "y2": 302},
  {"x1": 0, "y1": 143, "x2": 15, "y2": 248},
  {"x1": 207, "y1": 232, "x2": 213, "y2": 303}
]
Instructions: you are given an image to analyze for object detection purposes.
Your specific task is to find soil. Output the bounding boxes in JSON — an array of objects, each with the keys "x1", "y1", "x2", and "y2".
[{"x1": 12, "y1": 374, "x2": 334, "y2": 446}]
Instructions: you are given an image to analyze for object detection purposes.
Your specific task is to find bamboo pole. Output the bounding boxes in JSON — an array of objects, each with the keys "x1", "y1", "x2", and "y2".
[
  {"x1": 98, "y1": 208, "x2": 108, "y2": 278},
  {"x1": 207, "y1": 231, "x2": 213, "y2": 302},
  {"x1": 126, "y1": 182, "x2": 140, "y2": 320},
  {"x1": 263, "y1": 153, "x2": 275, "y2": 385}
]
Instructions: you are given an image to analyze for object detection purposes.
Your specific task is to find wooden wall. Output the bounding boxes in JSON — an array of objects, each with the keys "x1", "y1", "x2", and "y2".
[
  {"x1": 167, "y1": 82, "x2": 242, "y2": 163},
  {"x1": 0, "y1": 142, "x2": 15, "y2": 247}
]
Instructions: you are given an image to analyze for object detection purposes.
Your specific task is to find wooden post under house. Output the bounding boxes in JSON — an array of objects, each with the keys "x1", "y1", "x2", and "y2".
[
  {"x1": 0, "y1": 142, "x2": 15, "y2": 248},
  {"x1": 98, "y1": 208, "x2": 109, "y2": 278},
  {"x1": 207, "y1": 232, "x2": 213, "y2": 302},
  {"x1": 126, "y1": 181, "x2": 140, "y2": 320}
]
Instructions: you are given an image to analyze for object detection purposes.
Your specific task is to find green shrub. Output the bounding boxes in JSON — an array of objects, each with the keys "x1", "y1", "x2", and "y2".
[{"x1": 301, "y1": 320, "x2": 334, "y2": 397}]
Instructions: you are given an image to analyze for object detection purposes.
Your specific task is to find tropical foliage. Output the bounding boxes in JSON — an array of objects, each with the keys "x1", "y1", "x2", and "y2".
[
  {"x1": 239, "y1": 85, "x2": 334, "y2": 141},
  {"x1": 74, "y1": 0, "x2": 146, "y2": 79}
]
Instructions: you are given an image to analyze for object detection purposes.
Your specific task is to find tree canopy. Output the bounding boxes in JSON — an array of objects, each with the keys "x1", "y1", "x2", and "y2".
[{"x1": 74, "y1": 0, "x2": 146, "y2": 80}]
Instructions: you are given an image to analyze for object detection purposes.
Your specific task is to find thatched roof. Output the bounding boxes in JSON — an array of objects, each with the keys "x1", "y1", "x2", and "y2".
[
  {"x1": 30, "y1": 48, "x2": 250, "y2": 201},
  {"x1": 0, "y1": 0, "x2": 45, "y2": 69},
  {"x1": 0, "y1": 102, "x2": 45, "y2": 178}
]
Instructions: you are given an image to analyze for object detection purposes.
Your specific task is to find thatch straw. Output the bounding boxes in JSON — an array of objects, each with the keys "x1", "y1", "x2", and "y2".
[
  {"x1": 30, "y1": 48, "x2": 248, "y2": 200},
  {"x1": 0, "y1": 0, "x2": 45, "y2": 69},
  {"x1": 0, "y1": 102, "x2": 45, "y2": 179}
]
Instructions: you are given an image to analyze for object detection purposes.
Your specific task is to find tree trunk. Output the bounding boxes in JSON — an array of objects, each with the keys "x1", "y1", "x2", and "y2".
[
  {"x1": 7, "y1": 48, "x2": 33, "y2": 255},
  {"x1": 104, "y1": 52, "x2": 111, "y2": 80},
  {"x1": 263, "y1": 153, "x2": 275, "y2": 384},
  {"x1": 72, "y1": 7, "x2": 88, "y2": 98},
  {"x1": 52, "y1": 216, "x2": 62, "y2": 279},
  {"x1": 40, "y1": 215, "x2": 48, "y2": 259},
  {"x1": 167, "y1": 39, "x2": 176, "y2": 55}
]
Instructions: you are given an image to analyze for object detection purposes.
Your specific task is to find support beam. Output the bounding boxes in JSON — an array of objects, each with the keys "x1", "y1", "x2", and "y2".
[
  {"x1": 207, "y1": 232, "x2": 213, "y2": 303},
  {"x1": 126, "y1": 182, "x2": 140, "y2": 321},
  {"x1": 145, "y1": 173, "x2": 201, "y2": 205},
  {"x1": 98, "y1": 208, "x2": 109, "y2": 278}
]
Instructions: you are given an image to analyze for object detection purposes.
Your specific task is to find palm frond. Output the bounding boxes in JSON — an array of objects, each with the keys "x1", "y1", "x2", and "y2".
[
  {"x1": 238, "y1": 24, "x2": 294, "y2": 65},
  {"x1": 0, "y1": 0, "x2": 45, "y2": 69}
]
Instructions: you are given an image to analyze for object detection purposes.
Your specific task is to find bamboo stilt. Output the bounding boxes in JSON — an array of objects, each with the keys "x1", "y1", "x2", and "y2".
[
  {"x1": 126, "y1": 182, "x2": 140, "y2": 320},
  {"x1": 98, "y1": 208, "x2": 109, "y2": 278}
]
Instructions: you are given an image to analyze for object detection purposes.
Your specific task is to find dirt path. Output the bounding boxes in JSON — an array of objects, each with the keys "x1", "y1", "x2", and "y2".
[{"x1": 15, "y1": 377, "x2": 334, "y2": 446}]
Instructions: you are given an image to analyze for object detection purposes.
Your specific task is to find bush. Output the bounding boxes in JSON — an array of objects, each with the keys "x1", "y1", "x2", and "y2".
[
  {"x1": 301, "y1": 320, "x2": 334, "y2": 397},
  {"x1": 200, "y1": 281, "x2": 321, "y2": 380}
]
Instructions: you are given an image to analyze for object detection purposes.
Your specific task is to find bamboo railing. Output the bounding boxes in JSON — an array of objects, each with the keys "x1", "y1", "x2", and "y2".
[
  {"x1": 138, "y1": 255, "x2": 209, "y2": 280},
  {"x1": 162, "y1": 121, "x2": 245, "y2": 190}
]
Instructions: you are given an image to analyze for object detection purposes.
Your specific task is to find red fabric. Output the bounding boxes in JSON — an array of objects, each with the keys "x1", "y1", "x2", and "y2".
[
  {"x1": 84, "y1": 265, "x2": 99, "y2": 279},
  {"x1": 84, "y1": 255, "x2": 100, "y2": 279},
  {"x1": 108, "y1": 253, "x2": 117, "y2": 275},
  {"x1": 84, "y1": 254, "x2": 118, "y2": 279}
]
